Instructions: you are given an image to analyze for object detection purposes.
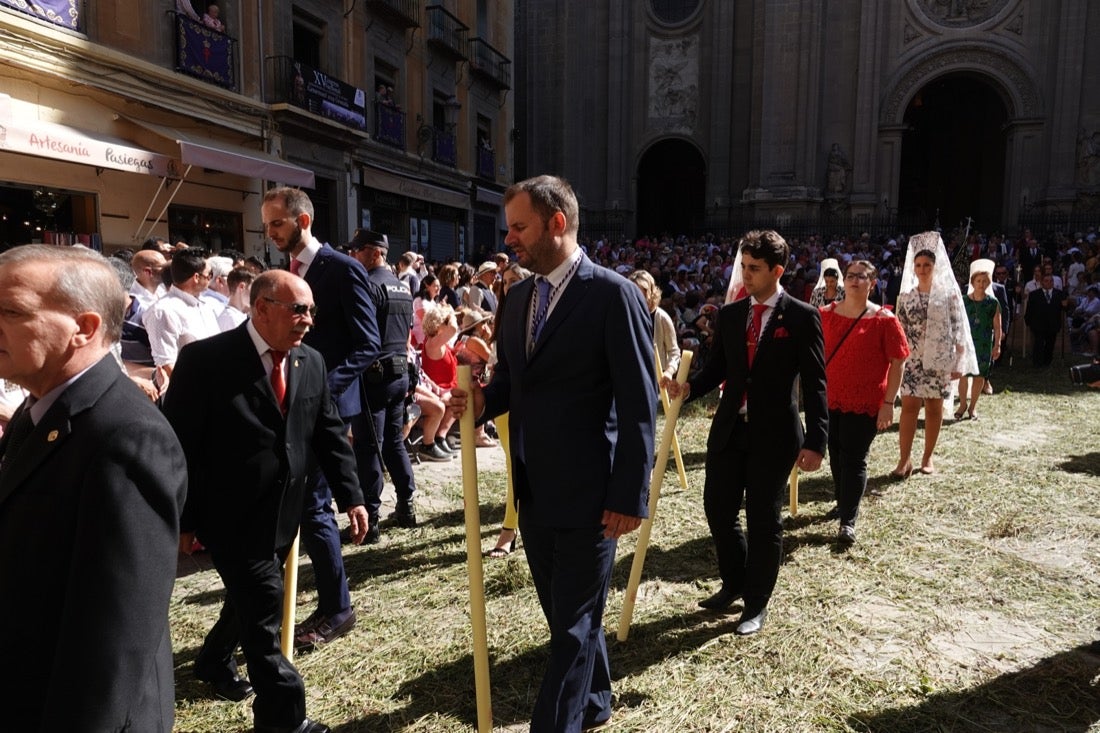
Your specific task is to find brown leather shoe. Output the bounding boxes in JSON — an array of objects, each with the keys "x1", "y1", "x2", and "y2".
[{"x1": 294, "y1": 608, "x2": 356, "y2": 651}]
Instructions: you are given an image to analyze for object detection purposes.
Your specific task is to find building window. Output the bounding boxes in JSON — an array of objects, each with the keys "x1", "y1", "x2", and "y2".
[
  {"x1": 292, "y1": 8, "x2": 324, "y2": 69},
  {"x1": 649, "y1": 0, "x2": 700, "y2": 25},
  {"x1": 168, "y1": 205, "x2": 243, "y2": 252}
]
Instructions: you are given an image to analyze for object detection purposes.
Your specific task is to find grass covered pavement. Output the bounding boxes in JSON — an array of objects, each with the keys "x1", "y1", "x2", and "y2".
[{"x1": 170, "y1": 359, "x2": 1100, "y2": 732}]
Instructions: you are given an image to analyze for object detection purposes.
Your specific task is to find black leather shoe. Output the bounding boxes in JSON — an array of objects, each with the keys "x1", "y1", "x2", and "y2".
[
  {"x1": 194, "y1": 666, "x2": 254, "y2": 701},
  {"x1": 837, "y1": 524, "x2": 857, "y2": 546},
  {"x1": 363, "y1": 518, "x2": 381, "y2": 544},
  {"x1": 735, "y1": 608, "x2": 768, "y2": 636},
  {"x1": 392, "y1": 507, "x2": 417, "y2": 528},
  {"x1": 698, "y1": 587, "x2": 741, "y2": 610},
  {"x1": 294, "y1": 608, "x2": 356, "y2": 651},
  {"x1": 254, "y1": 718, "x2": 332, "y2": 733}
]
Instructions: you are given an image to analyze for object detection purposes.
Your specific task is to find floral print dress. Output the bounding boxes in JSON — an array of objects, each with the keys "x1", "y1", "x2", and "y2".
[{"x1": 897, "y1": 289, "x2": 958, "y2": 399}]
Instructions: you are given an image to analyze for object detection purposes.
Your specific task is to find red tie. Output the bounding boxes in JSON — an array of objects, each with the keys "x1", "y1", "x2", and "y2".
[
  {"x1": 290, "y1": 259, "x2": 301, "y2": 276},
  {"x1": 747, "y1": 303, "x2": 767, "y2": 367},
  {"x1": 270, "y1": 350, "x2": 287, "y2": 414}
]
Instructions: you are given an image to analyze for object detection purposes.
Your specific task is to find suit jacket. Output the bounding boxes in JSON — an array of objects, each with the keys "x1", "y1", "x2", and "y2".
[
  {"x1": 482, "y1": 255, "x2": 657, "y2": 527},
  {"x1": 0, "y1": 355, "x2": 186, "y2": 731},
  {"x1": 165, "y1": 324, "x2": 363, "y2": 556},
  {"x1": 689, "y1": 292, "x2": 828, "y2": 462},
  {"x1": 1025, "y1": 288, "x2": 1065, "y2": 334},
  {"x1": 301, "y1": 244, "x2": 381, "y2": 419}
]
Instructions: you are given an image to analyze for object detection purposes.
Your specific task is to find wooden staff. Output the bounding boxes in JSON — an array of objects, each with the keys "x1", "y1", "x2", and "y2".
[
  {"x1": 656, "y1": 347, "x2": 688, "y2": 490},
  {"x1": 617, "y1": 351, "x2": 693, "y2": 642},
  {"x1": 280, "y1": 531, "x2": 300, "y2": 661},
  {"x1": 788, "y1": 465, "x2": 799, "y2": 516},
  {"x1": 457, "y1": 366, "x2": 492, "y2": 733}
]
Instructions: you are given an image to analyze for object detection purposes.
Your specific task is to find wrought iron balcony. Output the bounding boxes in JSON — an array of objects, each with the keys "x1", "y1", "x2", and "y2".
[
  {"x1": 426, "y1": 5, "x2": 468, "y2": 60},
  {"x1": 366, "y1": 0, "x2": 420, "y2": 29},
  {"x1": 477, "y1": 145, "x2": 495, "y2": 180},
  {"x1": 468, "y1": 38, "x2": 511, "y2": 90},
  {"x1": 174, "y1": 12, "x2": 237, "y2": 91},
  {"x1": 375, "y1": 102, "x2": 407, "y2": 150},
  {"x1": 433, "y1": 128, "x2": 457, "y2": 167}
]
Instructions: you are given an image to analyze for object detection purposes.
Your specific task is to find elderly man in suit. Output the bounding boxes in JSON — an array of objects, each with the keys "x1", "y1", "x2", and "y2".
[
  {"x1": 0, "y1": 245, "x2": 186, "y2": 730},
  {"x1": 451, "y1": 175, "x2": 657, "y2": 732},
  {"x1": 166, "y1": 270, "x2": 367, "y2": 733},
  {"x1": 262, "y1": 187, "x2": 380, "y2": 646},
  {"x1": 665, "y1": 229, "x2": 828, "y2": 636},
  {"x1": 1025, "y1": 272, "x2": 1069, "y2": 367}
]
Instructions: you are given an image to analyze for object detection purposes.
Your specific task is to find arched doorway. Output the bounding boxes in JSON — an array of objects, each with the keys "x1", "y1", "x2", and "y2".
[
  {"x1": 897, "y1": 73, "x2": 1008, "y2": 233},
  {"x1": 636, "y1": 139, "x2": 706, "y2": 237}
]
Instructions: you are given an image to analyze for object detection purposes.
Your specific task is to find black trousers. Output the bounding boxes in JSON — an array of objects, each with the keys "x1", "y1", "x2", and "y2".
[
  {"x1": 1031, "y1": 327, "x2": 1057, "y2": 366},
  {"x1": 197, "y1": 549, "x2": 305, "y2": 729},
  {"x1": 357, "y1": 371, "x2": 415, "y2": 519},
  {"x1": 702, "y1": 421, "x2": 793, "y2": 613},
  {"x1": 827, "y1": 410, "x2": 878, "y2": 527}
]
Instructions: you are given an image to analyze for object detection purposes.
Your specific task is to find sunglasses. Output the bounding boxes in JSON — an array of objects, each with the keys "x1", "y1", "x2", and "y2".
[{"x1": 262, "y1": 297, "x2": 317, "y2": 318}]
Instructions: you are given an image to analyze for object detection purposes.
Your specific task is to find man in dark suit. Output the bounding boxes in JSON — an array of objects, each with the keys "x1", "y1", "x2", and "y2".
[
  {"x1": 665, "y1": 230, "x2": 828, "y2": 636},
  {"x1": 261, "y1": 187, "x2": 380, "y2": 646},
  {"x1": 452, "y1": 176, "x2": 657, "y2": 732},
  {"x1": 0, "y1": 245, "x2": 186, "y2": 730},
  {"x1": 1025, "y1": 272, "x2": 1069, "y2": 367},
  {"x1": 166, "y1": 270, "x2": 368, "y2": 733}
]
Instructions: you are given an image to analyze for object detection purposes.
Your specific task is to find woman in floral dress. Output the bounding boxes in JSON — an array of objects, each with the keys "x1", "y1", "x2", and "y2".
[{"x1": 893, "y1": 233, "x2": 977, "y2": 476}]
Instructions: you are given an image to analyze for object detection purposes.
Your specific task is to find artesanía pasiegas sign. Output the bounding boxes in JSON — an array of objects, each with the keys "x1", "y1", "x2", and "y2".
[{"x1": 2, "y1": 118, "x2": 175, "y2": 177}]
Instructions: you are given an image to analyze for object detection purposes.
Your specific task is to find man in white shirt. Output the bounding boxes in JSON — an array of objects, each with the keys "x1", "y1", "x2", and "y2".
[
  {"x1": 142, "y1": 248, "x2": 222, "y2": 387},
  {"x1": 201, "y1": 255, "x2": 234, "y2": 312},
  {"x1": 216, "y1": 266, "x2": 256, "y2": 331},
  {"x1": 128, "y1": 250, "x2": 167, "y2": 311}
]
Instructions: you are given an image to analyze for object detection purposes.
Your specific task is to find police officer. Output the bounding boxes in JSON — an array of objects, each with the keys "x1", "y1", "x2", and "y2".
[{"x1": 347, "y1": 229, "x2": 418, "y2": 543}]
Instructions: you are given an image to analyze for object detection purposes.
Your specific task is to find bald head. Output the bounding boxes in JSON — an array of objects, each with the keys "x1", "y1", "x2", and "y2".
[{"x1": 249, "y1": 270, "x2": 315, "y2": 352}]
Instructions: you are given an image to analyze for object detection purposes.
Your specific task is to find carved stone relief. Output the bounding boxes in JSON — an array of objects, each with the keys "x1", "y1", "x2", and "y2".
[
  {"x1": 917, "y1": 0, "x2": 1012, "y2": 27},
  {"x1": 648, "y1": 36, "x2": 699, "y2": 132}
]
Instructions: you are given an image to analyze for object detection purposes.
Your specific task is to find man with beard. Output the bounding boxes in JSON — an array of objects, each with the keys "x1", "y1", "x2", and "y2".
[
  {"x1": 450, "y1": 175, "x2": 657, "y2": 731},
  {"x1": 261, "y1": 187, "x2": 379, "y2": 649}
]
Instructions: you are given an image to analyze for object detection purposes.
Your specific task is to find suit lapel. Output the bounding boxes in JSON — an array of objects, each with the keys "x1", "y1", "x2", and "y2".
[
  {"x1": 283, "y1": 346, "x2": 307, "y2": 414},
  {"x1": 750, "y1": 292, "x2": 787, "y2": 369},
  {"x1": 0, "y1": 356, "x2": 119, "y2": 507}
]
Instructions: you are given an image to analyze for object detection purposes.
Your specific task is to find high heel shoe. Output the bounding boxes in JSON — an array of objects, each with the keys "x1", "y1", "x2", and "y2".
[
  {"x1": 967, "y1": 410, "x2": 978, "y2": 421},
  {"x1": 484, "y1": 531, "x2": 517, "y2": 559},
  {"x1": 953, "y1": 403, "x2": 968, "y2": 420}
]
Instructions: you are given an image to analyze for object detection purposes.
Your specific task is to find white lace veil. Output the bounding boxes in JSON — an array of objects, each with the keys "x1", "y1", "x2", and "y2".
[
  {"x1": 814, "y1": 257, "x2": 841, "y2": 291},
  {"x1": 724, "y1": 246, "x2": 746, "y2": 303},
  {"x1": 900, "y1": 231, "x2": 978, "y2": 377}
]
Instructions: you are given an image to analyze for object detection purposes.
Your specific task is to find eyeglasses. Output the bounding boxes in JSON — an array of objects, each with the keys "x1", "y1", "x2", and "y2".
[
  {"x1": 197, "y1": 271, "x2": 213, "y2": 280},
  {"x1": 262, "y1": 296, "x2": 317, "y2": 318},
  {"x1": 844, "y1": 272, "x2": 871, "y2": 281}
]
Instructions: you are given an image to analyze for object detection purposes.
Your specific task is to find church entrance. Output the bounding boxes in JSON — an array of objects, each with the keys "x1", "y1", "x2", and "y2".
[
  {"x1": 636, "y1": 139, "x2": 706, "y2": 238},
  {"x1": 897, "y1": 73, "x2": 1008, "y2": 234}
]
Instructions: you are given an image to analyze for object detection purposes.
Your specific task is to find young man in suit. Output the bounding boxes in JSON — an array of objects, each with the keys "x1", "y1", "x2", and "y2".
[
  {"x1": 0, "y1": 245, "x2": 186, "y2": 730},
  {"x1": 1025, "y1": 272, "x2": 1069, "y2": 367},
  {"x1": 166, "y1": 270, "x2": 368, "y2": 733},
  {"x1": 451, "y1": 175, "x2": 657, "y2": 731},
  {"x1": 261, "y1": 187, "x2": 380, "y2": 646},
  {"x1": 665, "y1": 230, "x2": 828, "y2": 636}
]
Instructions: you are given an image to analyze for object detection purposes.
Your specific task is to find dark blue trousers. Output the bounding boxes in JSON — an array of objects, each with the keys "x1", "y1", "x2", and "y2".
[{"x1": 358, "y1": 372, "x2": 416, "y2": 518}]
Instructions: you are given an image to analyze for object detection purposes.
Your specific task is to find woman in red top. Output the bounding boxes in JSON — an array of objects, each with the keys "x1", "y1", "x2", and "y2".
[
  {"x1": 419, "y1": 304, "x2": 459, "y2": 458},
  {"x1": 820, "y1": 259, "x2": 910, "y2": 546}
]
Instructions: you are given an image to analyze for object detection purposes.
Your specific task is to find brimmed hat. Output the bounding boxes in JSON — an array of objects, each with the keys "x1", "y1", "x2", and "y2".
[
  {"x1": 458, "y1": 308, "x2": 493, "y2": 335},
  {"x1": 475, "y1": 261, "x2": 498, "y2": 277},
  {"x1": 348, "y1": 229, "x2": 388, "y2": 251},
  {"x1": 969, "y1": 258, "x2": 995, "y2": 280}
]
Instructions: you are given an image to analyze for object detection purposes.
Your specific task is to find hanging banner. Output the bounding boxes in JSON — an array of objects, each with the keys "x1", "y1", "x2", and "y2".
[{"x1": 0, "y1": 0, "x2": 81, "y2": 31}]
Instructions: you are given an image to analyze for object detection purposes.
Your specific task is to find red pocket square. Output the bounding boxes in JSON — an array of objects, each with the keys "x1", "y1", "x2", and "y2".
[{"x1": 773, "y1": 327, "x2": 790, "y2": 338}]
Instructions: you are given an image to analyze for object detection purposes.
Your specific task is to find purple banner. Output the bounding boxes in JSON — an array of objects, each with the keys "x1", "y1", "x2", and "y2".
[
  {"x1": 0, "y1": 0, "x2": 81, "y2": 31},
  {"x1": 175, "y1": 13, "x2": 236, "y2": 90}
]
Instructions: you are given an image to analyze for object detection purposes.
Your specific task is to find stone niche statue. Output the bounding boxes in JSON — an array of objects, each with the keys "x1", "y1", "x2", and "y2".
[
  {"x1": 826, "y1": 143, "x2": 851, "y2": 197},
  {"x1": 1077, "y1": 129, "x2": 1100, "y2": 187}
]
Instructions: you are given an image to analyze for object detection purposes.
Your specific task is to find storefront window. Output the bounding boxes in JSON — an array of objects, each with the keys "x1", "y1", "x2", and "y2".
[{"x1": 168, "y1": 205, "x2": 243, "y2": 252}]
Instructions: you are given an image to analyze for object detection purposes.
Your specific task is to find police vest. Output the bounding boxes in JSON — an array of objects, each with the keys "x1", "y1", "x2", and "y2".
[{"x1": 368, "y1": 266, "x2": 414, "y2": 356}]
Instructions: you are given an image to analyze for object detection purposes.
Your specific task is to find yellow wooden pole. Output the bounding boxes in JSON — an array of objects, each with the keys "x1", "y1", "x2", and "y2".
[
  {"x1": 458, "y1": 365, "x2": 492, "y2": 733},
  {"x1": 655, "y1": 347, "x2": 689, "y2": 490},
  {"x1": 788, "y1": 465, "x2": 799, "y2": 517},
  {"x1": 617, "y1": 350, "x2": 693, "y2": 642},
  {"x1": 280, "y1": 532, "x2": 300, "y2": 662}
]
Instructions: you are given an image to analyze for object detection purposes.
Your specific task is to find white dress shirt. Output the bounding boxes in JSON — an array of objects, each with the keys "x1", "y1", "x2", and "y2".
[{"x1": 142, "y1": 286, "x2": 223, "y2": 367}]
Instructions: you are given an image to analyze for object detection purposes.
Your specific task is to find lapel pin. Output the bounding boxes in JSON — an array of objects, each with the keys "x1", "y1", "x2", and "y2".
[
  {"x1": 47, "y1": 430, "x2": 59, "y2": 442},
  {"x1": 294, "y1": 359, "x2": 300, "y2": 368}
]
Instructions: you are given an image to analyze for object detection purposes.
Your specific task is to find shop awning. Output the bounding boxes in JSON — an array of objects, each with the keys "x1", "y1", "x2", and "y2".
[
  {"x1": 123, "y1": 118, "x2": 315, "y2": 188},
  {"x1": 0, "y1": 113, "x2": 174, "y2": 177}
]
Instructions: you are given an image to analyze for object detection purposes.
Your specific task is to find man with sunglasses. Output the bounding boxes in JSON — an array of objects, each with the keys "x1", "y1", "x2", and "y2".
[
  {"x1": 261, "y1": 187, "x2": 380, "y2": 651},
  {"x1": 167, "y1": 270, "x2": 367, "y2": 733}
]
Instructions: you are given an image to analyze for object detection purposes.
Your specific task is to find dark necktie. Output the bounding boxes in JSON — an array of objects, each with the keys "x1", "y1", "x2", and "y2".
[
  {"x1": 1045, "y1": 290, "x2": 1051, "y2": 304},
  {"x1": 270, "y1": 350, "x2": 287, "y2": 414},
  {"x1": 0, "y1": 409, "x2": 34, "y2": 479},
  {"x1": 532, "y1": 277, "x2": 552, "y2": 343},
  {"x1": 290, "y1": 259, "x2": 301, "y2": 276}
]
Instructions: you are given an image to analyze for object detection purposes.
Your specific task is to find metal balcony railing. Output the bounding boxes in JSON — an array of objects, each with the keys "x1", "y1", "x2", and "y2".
[
  {"x1": 432, "y1": 128, "x2": 457, "y2": 167},
  {"x1": 267, "y1": 56, "x2": 367, "y2": 131},
  {"x1": 467, "y1": 38, "x2": 511, "y2": 90},
  {"x1": 426, "y1": 5, "x2": 468, "y2": 60},
  {"x1": 174, "y1": 12, "x2": 237, "y2": 91},
  {"x1": 366, "y1": 0, "x2": 420, "y2": 28},
  {"x1": 375, "y1": 102, "x2": 407, "y2": 150}
]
